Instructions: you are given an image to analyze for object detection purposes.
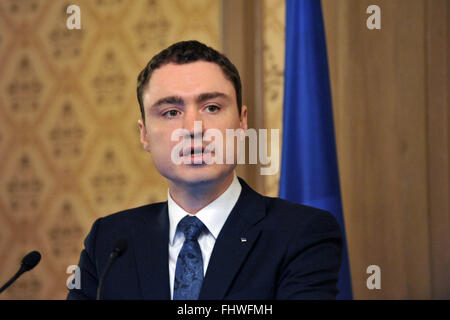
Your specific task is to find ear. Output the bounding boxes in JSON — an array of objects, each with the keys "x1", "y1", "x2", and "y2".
[
  {"x1": 239, "y1": 105, "x2": 248, "y2": 131},
  {"x1": 138, "y1": 119, "x2": 151, "y2": 153}
]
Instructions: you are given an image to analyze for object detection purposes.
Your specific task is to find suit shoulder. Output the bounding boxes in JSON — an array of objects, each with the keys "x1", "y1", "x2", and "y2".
[
  {"x1": 98, "y1": 201, "x2": 167, "y2": 225},
  {"x1": 264, "y1": 196, "x2": 329, "y2": 217},
  {"x1": 263, "y1": 196, "x2": 340, "y2": 230}
]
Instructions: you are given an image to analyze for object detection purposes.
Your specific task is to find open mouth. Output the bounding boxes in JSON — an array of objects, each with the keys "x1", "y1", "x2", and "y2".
[
  {"x1": 179, "y1": 145, "x2": 215, "y2": 164},
  {"x1": 180, "y1": 145, "x2": 204, "y2": 157}
]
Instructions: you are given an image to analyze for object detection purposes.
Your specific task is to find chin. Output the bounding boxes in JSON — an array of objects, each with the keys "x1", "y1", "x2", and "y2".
[{"x1": 162, "y1": 163, "x2": 234, "y2": 186}]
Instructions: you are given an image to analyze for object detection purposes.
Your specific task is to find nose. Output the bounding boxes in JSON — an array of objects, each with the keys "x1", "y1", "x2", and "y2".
[{"x1": 183, "y1": 107, "x2": 204, "y2": 138}]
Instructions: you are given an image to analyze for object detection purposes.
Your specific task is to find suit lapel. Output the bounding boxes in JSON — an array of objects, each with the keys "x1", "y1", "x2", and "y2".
[
  {"x1": 199, "y1": 179, "x2": 266, "y2": 299},
  {"x1": 130, "y1": 203, "x2": 171, "y2": 299}
]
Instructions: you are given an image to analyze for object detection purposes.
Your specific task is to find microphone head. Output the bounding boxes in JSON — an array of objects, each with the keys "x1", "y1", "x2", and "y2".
[
  {"x1": 112, "y1": 239, "x2": 128, "y2": 257},
  {"x1": 21, "y1": 251, "x2": 41, "y2": 272}
]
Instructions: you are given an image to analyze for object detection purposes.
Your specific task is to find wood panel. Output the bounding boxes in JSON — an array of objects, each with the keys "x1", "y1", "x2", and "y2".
[
  {"x1": 226, "y1": 0, "x2": 449, "y2": 299},
  {"x1": 222, "y1": 0, "x2": 265, "y2": 193},
  {"x1": 424, "y1": 0, "x2": 449, "y2": 299},
  {"x1": 322, "y1": 0, "x2": 438, "y2": 299}
]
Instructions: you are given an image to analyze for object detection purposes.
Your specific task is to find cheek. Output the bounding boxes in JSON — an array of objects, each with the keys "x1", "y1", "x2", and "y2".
[
  {"x1": 209, "y1": 109, "x2": 241, "y2": 129},
  {"x1": 147, "y1": 121, "x2": 176, "y2": 138},
  {"x1": 147, "y1": 127, "x2": 175, "y2": 155}
]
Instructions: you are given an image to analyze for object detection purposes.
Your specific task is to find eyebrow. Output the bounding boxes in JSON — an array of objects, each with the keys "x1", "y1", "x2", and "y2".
[
  {"x1": 150, "y1": 96, "x2": 184, "y2": 109},
  {"x1": 196, "y1": 92, "x2": 228, "y2": 104},
  {"x1": 150, "y1": 92, "x2": 229, "y2": 110}
]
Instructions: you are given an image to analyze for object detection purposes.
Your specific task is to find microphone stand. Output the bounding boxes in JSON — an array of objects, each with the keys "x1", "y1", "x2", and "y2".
[
  {"x1": 0, "y1": 267, "x2": 26, "y2": 294},
  {"x1": 96, "y1": 251, "x2": 120, "y2": 300}
]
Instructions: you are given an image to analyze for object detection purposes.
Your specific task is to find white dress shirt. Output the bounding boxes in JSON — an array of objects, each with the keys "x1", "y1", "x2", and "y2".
[{"x1": 167, "y1": 172, "x2": 242, "y2": 299}]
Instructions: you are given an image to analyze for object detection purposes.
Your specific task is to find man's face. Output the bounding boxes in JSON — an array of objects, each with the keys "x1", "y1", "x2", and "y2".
[{"x1": 138, "y1": 61, "x2": 247, "y2": 187}]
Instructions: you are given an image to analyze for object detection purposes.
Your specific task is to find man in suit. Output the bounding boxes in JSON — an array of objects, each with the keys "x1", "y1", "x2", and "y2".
[{"x1": 67, "y1": 40, "x2": 342, "y2": 300}]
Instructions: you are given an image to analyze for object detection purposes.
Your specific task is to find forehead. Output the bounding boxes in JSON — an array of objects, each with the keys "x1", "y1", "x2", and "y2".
[{"x1": 143, "y1": 61, "x2": 236, "y2": 104}]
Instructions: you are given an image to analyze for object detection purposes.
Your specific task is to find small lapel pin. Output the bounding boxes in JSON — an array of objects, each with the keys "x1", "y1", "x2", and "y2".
[{"x1": 240, "y1": 237, "x2": 247, "y2": 243}]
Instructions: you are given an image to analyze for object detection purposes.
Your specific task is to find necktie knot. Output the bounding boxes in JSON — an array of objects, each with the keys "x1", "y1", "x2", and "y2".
[{"x1": 177, "y1": 215, "x2": 205, "y2": 241}]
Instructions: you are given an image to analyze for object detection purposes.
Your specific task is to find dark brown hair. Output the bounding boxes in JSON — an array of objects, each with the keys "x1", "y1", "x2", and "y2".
[{"x1": 137, "y1": 40, "x2": 242, "y2": 121}]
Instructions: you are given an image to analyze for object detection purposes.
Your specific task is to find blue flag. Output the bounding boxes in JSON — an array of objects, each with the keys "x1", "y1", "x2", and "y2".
[{"x1": 279, "y1": 0, "x2": 353, "y2": 299}]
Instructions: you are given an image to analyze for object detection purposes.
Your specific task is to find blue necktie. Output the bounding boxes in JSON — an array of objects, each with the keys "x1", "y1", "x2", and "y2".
[{"x1": 173, "y1": 215, "x2": 206, "y2": 300}]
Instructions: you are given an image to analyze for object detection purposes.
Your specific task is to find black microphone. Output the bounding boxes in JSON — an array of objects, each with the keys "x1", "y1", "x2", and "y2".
[
  {"x1": 96, "y1": 239, "x2": 128, "y2": 300},
  {"x1": 0, "y1": 251, "x2": 41, "y2": 294}
]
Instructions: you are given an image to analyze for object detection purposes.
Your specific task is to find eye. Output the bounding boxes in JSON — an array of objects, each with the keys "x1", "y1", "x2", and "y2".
[
  {"x1": 205, "y1": 105, "x2": 220, "y2": 113},
  {"x1": 163, "y1": 109, "x2": 180, "y2": 118}
]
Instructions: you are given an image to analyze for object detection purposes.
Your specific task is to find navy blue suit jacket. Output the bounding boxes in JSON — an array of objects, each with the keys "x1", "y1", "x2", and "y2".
[{"x1": 67, "y1": 178, "x2": 342, "y2": 300}]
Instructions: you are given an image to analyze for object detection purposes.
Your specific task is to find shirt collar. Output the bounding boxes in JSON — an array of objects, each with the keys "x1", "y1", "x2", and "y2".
[{"x1": 168, "y1": 172, "x2": 242, "y2": 245}]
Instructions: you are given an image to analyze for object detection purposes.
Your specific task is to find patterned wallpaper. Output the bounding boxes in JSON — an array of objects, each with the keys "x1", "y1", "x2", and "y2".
[
  {"x1": 262, "y1": 0, "x2": 285, "y2": 197},
  {"x1": 0, "y1": 0, "x2": 287, "y2": 300},
  {"x1": 0, "y1": 0, "x2": 221, "y2": 299}
]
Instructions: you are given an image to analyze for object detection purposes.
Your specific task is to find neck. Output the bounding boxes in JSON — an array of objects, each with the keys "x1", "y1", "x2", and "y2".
[{"x1": 168, "y1": 172, "x2": 235, "y2": 214}]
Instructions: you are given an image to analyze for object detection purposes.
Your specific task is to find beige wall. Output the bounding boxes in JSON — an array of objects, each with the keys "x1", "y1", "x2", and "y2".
[{"x1": 0, "y1": 0, "x2": 447, "y2": 300}]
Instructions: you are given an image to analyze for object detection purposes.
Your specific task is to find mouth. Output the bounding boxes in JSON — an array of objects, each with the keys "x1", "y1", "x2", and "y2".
[
  {"x1": 180, "y1": 145, "x2": 204, "y2": 157},
  {"x1": 179, "y1": 145, "x2": 215, "y2": 164}
]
